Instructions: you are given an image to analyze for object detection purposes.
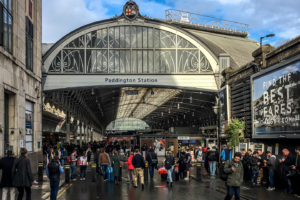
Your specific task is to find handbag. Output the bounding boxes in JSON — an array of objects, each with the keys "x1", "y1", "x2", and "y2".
[
  {"x1": 158, "y1": 167, "x2": 167, "y2": 174},
  {"x1": 78, "y1": 161, "x2": 81, "y2": 167},
  {"x1": 150, "y1": 153, "x2": 158, "y2": 165}
]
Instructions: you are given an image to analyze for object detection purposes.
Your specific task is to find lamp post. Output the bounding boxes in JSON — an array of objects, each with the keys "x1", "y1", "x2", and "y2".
[{"x1": 260, "y1": 34, "x2": 275, "y2": 46}]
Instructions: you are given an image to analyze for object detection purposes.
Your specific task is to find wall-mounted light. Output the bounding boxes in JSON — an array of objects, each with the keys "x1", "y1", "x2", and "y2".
[
  {"x1": 184, "y1": 115, "x2": 185, "y2": 119},
  {"x1": 19, "y1": 128, "x2": 23, "y2": 134},
  {"x1": 161, "y1": 112, "x2": 163, "y2": 116},
  {"x1": 92, "y1": 89, "x2": 94, "y2": 95},
  {"x1": 168, "y1": 109, "x2": 170, "y2": 114}
]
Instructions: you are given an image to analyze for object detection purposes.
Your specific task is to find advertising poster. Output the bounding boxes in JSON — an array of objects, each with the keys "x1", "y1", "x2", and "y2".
[
  {"x1": 219, "y1": 85, "x2": 229, "y2": 135},
  {"x1": 252, "y1": 60, "x2": 300, "y2": 137},
  {"x1": 153, "y1": 138, "x2": 165, "y2": 156}
]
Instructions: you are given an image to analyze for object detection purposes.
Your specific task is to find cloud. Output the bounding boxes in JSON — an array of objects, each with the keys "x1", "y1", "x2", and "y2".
[{"x1": 282, "y1": 66, "x2": 300, "y2": 74}]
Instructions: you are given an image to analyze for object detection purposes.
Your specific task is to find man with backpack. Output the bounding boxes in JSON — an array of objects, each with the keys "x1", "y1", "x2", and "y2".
[
  {"x1": 146, "y1": 148, "x2": 158, "y2": 181},
  {"x1": 223, "y1": 152, "x2": 243, "y2": 200},
  {"x1": 220, "y1": 144, "x2": 232, "y2": 162},
  {"x1": 165, "y1": 151, "x2": 175, "y2": 187},
  {"x1": 46, "y1": 156, "x2": 64, "y2": 200},
  {"x1": 207, "y1": 146, "x2": 219, "y2": 178},
  {"x1": 195, "y1": 146, "x2": 204, "y2": 162}
]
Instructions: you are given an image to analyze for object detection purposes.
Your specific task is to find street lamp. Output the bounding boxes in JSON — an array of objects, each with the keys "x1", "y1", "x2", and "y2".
[{"x1": 260, "y1": 34, "x2": 275, "y2": 46}]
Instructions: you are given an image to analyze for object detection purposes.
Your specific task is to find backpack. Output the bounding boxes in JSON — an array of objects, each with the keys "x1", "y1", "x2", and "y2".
[
  {"x1": 66, "y1": 156, "x2": 71, "y2": 164},
  {"x1": 82, "y1": 158, "x2": 88, "y2": 166},
  {"x1": 219, "y1": 160, "x2": 232, "y2": 181},
  {"x1": 208, "y1": 151, "x2": 216, "y2": 161},
  {"x1": 165, "y1": 156, "x2": 173, "y2": 169}
]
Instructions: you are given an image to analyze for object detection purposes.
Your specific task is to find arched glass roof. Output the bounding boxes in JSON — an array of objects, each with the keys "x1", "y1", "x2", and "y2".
[
  {"x1": 48, "y1": 25, "x2": 213, "y2": 74},
  {"x1": 106, "y1": 117, "x2": 150, "y2": 131}
]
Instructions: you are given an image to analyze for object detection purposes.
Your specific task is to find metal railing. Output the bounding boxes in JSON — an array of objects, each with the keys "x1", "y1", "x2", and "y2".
[{"x1": 165, "y1": 9, "x2": 248, "y2": 33}]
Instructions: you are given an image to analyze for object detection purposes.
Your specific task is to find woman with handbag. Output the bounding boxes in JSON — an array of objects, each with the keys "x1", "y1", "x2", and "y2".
[
  {"x1": 146, "y1": 148, "x2": 158, "y2": 181},
  {"x1": 80, "y1": 151, "x2": 89, "y2": 181},
  {"x1": 112, "y1": 151, "x2": 121, "y2": 185},
  {"x1": 125, "y1": 152, "x2": 135, "y2": 184}
]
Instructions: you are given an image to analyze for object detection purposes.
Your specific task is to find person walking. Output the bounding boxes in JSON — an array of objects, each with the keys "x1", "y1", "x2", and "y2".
[
  {"x1": 265, "y1": 151, "x2": 276, "y2": 191},
  {"x1": 280, "y1": 148, "x2": 295, "y2": 193},
  {"x1": 46, "y1": 156, "x2": 64, "y2": 200},
  {"x1": 125, "y1": 152, "x2": 135, "y2": 184},
  {"x1": 49, "y1": 148, "x2": 54, "y2": 163},
  {"x1": 57, "y1": 148, "x2": 62, "y2": 163},
  {"x1": 223, "y1": 152, "x2": 244, "y2": 200},
  {"x1": 80, "y1": 151, "x2": 89, "y2": 181},
  {"x1": 112, "y1": 151, "x2": 121, "y2": 185},
  {"x1": 132, "y1": 149, "x2": 145, "y2": 189},
  {"x1": 62, "y1": 147, "x2": 68, "y2": 165},
  {"x1": 249, "y1": 151, "x2": 260, "y2": 188},
  {"x1": 0, "y1": 150, "x2": 16, "y2": 200},
  {"x1": 207, "y1": 146, "x2": 219, "y2": 178},
  {"x1": 257, "y1": 150, "x2": 267, "y2": 185},
  {"x1": 292, "y1": 146, "x2": 300, "y2": 198},
  {"x1": 94, "y1": 148, "x2": 101, "y2": 174},
  {"x1": 70, "y1": 150, "x2": 77, "y2": 181},
  {"x1": 165, "y1": 151, "x2": 175, "y2": 187},
  {"x1": 196, "y1": 146, "x2": 204, "y2": 162},
  {"x1": 12, "y1": 148, "x2": 37, "y2": 200},
  {"x1": 146, "y1": 148, "x2": 158, "y2": 181},
  {"x1": 177, "y1": 152, "x2": 186, "y2": 180},
  {"x1": 86, "y1": 148, "x2": 92, "y2": 163},
  {"x1": 220, "y1": 145, "x2": 232, "y2": 162},
  {"x1": 99, "y1": 149, "x2": 111, "y2": 181},
  {"x1": 184, "y1": 148, "x2": 191, "y2": 181}
]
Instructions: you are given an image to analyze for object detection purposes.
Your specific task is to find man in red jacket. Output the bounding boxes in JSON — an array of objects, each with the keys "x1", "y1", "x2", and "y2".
[{"x1": 125, "y1": 152, "x2": 134, "y2": 184}]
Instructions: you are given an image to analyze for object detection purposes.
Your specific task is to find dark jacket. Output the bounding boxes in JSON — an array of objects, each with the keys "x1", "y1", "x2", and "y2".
[
  {"x1": 165, "y1": 155, "x2": 175, "y2": 169},
  {"x1": 0, "y1": 156, "x2": 16, "y2": 187},
  {"x1": 48, "y1": 160, "x2": 61, "y2": 180},
  {"x1": 281, "y1": 153, "x2": 295, "y2": 174},
  {"x1": 258, "y1": 152, "x2": 268, "y2": 167},
  {"x1": 12, "y1": 156, "x2": 34, "y2": 187},
  {"x1": 249, "y1": 156, "x2": 260, "y2": 171},
  {"x1": 224, "y1": 159, "x2": 244, "y2": 187},
  {"x1": 146, "y1": 149, "x2": 157, "y2": 165},
  {"x1": 94, "y1": 151, "x2": 101, "y2": 164},
  {"x1": 207, "y1": 149, "x2": 219, "y2": 162},
  {"x1": 177, "y1": 156, "x2": 186, "y2": 170},
  {"x1": 266, "y1": 155, "x2": 276, "y2": 171},
  {"x1": 132, "y1": 154, "x2": 144, "y2": 168},
  {"x1": 242, "y1": 153, "x2": 251, "y2": 167}
]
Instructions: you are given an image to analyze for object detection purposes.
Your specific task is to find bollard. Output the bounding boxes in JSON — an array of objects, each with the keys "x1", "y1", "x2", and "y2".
[
  {"x1": 92, "y1": 163, "x2": 96, "y2": 182},
  {"x1": 65, "y1": 164, "x2": 70, "y2": 184},
  {"x1": 38, "y1": 162, "x2": 43, "y2": 182},
  {"x1": 119, "y1": 163, "x2": 122, "y2": 182},
  {"x1": 196, "y1": 162, "x2": 202, "y2": 180},
  {"x1": 144, "y1": 163, "x2": 148, "y2": 182}
]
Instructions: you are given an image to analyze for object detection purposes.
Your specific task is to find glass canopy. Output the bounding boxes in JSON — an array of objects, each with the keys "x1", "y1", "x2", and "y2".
[
  {"x1": 106, "y1": 117, "x2": 150, "y2": 131},
  {"x1": 49, "y1": 26, "x2": 213, "y2": 73}
]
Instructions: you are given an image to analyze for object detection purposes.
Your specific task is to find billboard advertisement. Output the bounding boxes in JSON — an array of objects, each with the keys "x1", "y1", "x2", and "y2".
[
  {"x1": 219, "y1": 85, "x2": 229, "y2": 135},
  {"x1": 252, "y1": 59, "x2": 300, "y2": 138}
]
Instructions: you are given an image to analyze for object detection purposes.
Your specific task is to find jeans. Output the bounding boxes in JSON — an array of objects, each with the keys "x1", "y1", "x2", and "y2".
[
  {"x1": 224, "y1": 186, "x2": 240, "y2": 200},
  {"x1": 283, "y1": 173, "x2": 293, "y2": 191},
  {"x1": 251, "y1": 170, "x2": 259, "y2": 186},
  {"x1": 80, "y1": 165, "x2": 87, "y2": 178},
  {"x1": 269, "y1": 170, "x2": 274, "y2": 188},
  {"x1": 2, "y1": 187, "x2": 15, "y2": 200},
  {"x1": 167, "y1": 167, "x2": 173, "y2": 182},
  {"x1": 149, "y1": 164, "x2": 155, "y2": 180},
  {"x1": 50, "y1": 179, "x2": 60, "y2": 200},
  {"x1": 17, "y1": 187, "x2": 31, "y2": 200},
  {"x1": 209, "y1": 161, "x2": 216, "y2": 175},
  {"x1": 101, "y1": 164, "x2": 108, "y2": 180},
  {"x1": 71, "y1": 164, "x2": 76, "y2": 180}
]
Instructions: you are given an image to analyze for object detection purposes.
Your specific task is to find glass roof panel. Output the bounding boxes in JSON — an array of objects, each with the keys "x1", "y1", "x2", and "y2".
[{"x1": 106, "y1": 117, "x2": 149, "y2": 131}]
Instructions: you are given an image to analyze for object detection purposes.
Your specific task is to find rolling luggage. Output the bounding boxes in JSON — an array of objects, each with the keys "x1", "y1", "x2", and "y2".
[{"x1": 107, "y1": 167, "x2": 114, "y2": 182}]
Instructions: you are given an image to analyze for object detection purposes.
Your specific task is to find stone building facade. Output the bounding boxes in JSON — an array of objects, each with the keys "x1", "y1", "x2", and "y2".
[{"x1": 0, "y1": 0, "x2": 42, "y2": 174}]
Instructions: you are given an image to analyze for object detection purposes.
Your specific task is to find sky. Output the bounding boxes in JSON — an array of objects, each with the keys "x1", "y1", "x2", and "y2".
[{"x1": 42, "y1": 0, "x2": 300, "y2": 47}]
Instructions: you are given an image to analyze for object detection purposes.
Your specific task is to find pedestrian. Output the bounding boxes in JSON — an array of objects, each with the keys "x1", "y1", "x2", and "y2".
[
  {"x1": 94, "y1": 148, "x2": 101, "y2": 174},
  {"x1": 207, "y1": 146, "x2": 219, "y2": 178},
  {"x1": 0, "y1": 150, "x2": 16, "y2": 200},
  {"x1": 249, "y1": 151, "x2": 260, "y2": 187},
  {"x1": 80, "y1": 151, "x2": 89, "y2": 181},
  {"x1": 223, "y1": 152, "x2": 244, "y2": 200},
  {"x1": 240, "y1": 149, "x2": 250, "y2": 181},
  {"x1": 184, "y1": 148, "x2": 191, "y2": 181},
  {"x1": 142, "y1": 143, "x2": 148, "y2": 157},
  {"x1": 195, "y1": 146, "x2": 204, "y2": 162},
  {"x1": 292, "y1": 146, "x2": 300, "y2": 198},
  {"x1": 265, "y1": 151, "x2": 276, "y2": 191},
  {"x1": 46, "y1": 156, "x2": 64, "y2": 200},
  {"x1": 99, "y1": 148, "x2": 111, "y2": 181},
  {"x1": 132, "y1": 149, "x2": 145, "y2": 189},
  {"x1": 49, "y1": 148, "x2": 54, "y2": 163},
  {"x1": 280, "y1": 148, "x2": 295, "y2": 193},
  {"x1": 70, "y1": 150, "x2": 77, "y2": 181},
  {"x1": 257, "y1": 149, "x2": 267, "y2": 185},
  {"x1": 220, "y1": 144, "x2": 232, "y2": 162},
  {"x1": 125, "y1": 152, "x2": 135, "y2": 184},
  {"x1": 112, "y1": 151, "x2": 121, "y2": 185},
  {"x1": 86, "y1": 148, "x2": 92, "y2": 163},
  {"x1": 130, "y1": 144, "x2": 134, "y2": 152},
  {"x1": 62, "y1": 147, "x2": 68, "y2": 165},
  {"x1": 246, "y1": 149, "x2": 252, "y2": 181},
  {"x1": 204, "y1": 147, "x2": 210, "y2": 175},
  {"x1": 12, "y1": 148, "x2": 37, "y2": 200},
  {"x1": 146, "y1": 148, "x2": 158, "y2": 181},
  {"x1": 115, "y1": 143, "x2": 121, "y2": 154},
  {"x1": 165, "y1": 151, "x2": 175, "y2": 187},
  {"x1": 177, "y1": 152, "x2": 186, "y2": 180}
]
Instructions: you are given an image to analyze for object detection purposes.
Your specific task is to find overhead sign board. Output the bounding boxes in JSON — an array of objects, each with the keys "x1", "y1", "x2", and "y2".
[
  {"x1": 251, "y1": 57, "x2": 300, "y2": 138},
  {"x1": 178, "y1": 136, "x2": 190, "y2": 140}
]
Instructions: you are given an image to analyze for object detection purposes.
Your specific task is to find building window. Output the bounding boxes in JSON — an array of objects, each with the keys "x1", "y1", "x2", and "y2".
[
  {"x1": 26, "y1": 17, "x2": 33, "y2": 70},
  {"x1": 0, "y1": 0, "x2": 12, "y2": 53},
  {"x1": 25, "y1": 101, "x2": 34, "y2": 152}
]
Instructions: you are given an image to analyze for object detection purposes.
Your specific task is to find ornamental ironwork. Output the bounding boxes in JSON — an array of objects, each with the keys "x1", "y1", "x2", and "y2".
[{"x1": 123, "y1": 0, "x2": 139, "y2": 21}]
